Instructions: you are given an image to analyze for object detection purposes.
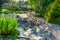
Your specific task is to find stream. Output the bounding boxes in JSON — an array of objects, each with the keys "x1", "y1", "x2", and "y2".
[{"x1": 0, "y1": 14, "x2": 59, "y2": 40}]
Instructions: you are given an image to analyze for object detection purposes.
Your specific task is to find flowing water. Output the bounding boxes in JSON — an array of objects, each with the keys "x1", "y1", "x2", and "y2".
[{"x1": 0, "y1": 14, "x2": 58, "y2": 40}]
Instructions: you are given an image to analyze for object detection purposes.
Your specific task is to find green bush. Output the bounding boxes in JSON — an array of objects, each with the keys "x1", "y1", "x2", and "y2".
[
  {"x1": 44, "y1": 0, "x2": 60, "y2": 24},
  {"x1": 35, "y1": 13, "x2": 43, "y2": 17},
  {"x1": 35, "y1": 13, "x2": 40, "y2": 17},
  {"x1": 1, "y1": 9, "x2": 13, "y2": 14},
  {"x1": 0, "y1": 13, "x2": 18, "y2": 36}
]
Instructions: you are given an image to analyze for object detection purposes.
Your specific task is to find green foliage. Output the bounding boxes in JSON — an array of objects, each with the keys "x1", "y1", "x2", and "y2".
[
  {"x1": 1, "y1": 9, "x2": 12, "y2": 14},
  {"x1": 35, "y1": 13, "x2": 40, "y2": 17},
  {"x1": 15, "y1": 11, "x2": 27, "y2": 14},
  {"x1": 44, "y1": 0, "x2": 60, "y2": 24},
  {"x1": 1, "y1": 9, "x2": 27, "y2": 14},
  {"x1": 28, "y1": 0, "x2": 40, "y2": 12},
  {"x1": 7, "y1": 29, "x2": 20, "y2": 39},
  {"x1": 28, "y1": 0, "x2": 55, "y2": 17},
  {"x1": 0, "y1": 13, "x2": 18, "y2": 35},
  {"x1": 35, "y1": 13, "x2": 43, "y2": 17},
  {"x1": 3, "y1": 0, "x2": 20, "y2": 11}
]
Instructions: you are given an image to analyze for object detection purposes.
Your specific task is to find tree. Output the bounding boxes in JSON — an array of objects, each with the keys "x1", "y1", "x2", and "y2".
[{"x1": 28, "y1": 0, "x2": 55, "y2": 17}]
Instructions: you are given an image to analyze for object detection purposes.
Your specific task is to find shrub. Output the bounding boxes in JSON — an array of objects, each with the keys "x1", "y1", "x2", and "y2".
[
  {"x1": 1, "y1": 9, "x2": 13, "y2": 14},
  {"x1": 35, "y1": 13, "x2": 40, "y2": 17},
  {"x1": 44, "y1": 0, "x2": 60, "y2": 24},
  {"x1": 0, "y1": 13, "x2": 18, "y2": 36},
  {"x1": 35, "y1": 13, "x2": 43, "y2": 17}
]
